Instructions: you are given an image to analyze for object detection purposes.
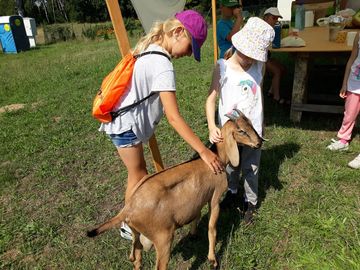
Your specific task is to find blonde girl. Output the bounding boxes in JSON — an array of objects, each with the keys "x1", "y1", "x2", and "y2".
[{"x1": 98, "y1": 10, "x2": 223, "y2": 239}]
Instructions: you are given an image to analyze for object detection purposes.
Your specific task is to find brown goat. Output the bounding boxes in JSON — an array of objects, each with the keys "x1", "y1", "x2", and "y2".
[{"x1": 87, "y1": 109, "x2": 263, "y2": 270}]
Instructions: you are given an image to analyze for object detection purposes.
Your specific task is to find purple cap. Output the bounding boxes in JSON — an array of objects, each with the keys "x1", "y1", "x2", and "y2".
[{"x1": 175, "y1": 10, "x2": 208, "y2": 62}]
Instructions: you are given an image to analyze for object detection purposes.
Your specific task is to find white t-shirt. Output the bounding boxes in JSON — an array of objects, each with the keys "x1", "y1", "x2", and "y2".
[
  {"x1": 217, "y1": 59, "x2": 264, "y2": 136},
  {"x1": 99, "y1": 44, "x2": 175, "y2": 143},
  {"x1": 347, "y1": 38, "x2": 360, "y2": 94}
]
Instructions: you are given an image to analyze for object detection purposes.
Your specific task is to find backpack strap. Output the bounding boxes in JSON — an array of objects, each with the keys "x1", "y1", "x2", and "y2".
[
  {"x1": 134, "y1": 51, "x2": 171, "y2": 61},
  {"x1": 110, "y1": 51, "x2": 171, "y2": 120},
  {"x1": 110, "y1": 92, "x2": 155, "y2": 120}
]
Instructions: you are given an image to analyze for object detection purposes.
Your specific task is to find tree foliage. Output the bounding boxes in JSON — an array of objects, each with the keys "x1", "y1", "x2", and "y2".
[
  {"x1": 0, "y1": 0, "x2": 213, "y2": 24},
  {"x1": 0, "y1": 0, "x2": 275, "y2": 24}
]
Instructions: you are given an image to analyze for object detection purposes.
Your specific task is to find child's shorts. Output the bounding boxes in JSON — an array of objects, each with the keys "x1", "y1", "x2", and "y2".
[{"x1": 108, "y1": 130, "x2": 141, "y2": 148}]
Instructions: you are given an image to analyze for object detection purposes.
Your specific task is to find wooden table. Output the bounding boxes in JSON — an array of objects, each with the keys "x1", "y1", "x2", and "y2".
[{"x1": 271, "y1": 27, "x2": 356, "y2": 122}]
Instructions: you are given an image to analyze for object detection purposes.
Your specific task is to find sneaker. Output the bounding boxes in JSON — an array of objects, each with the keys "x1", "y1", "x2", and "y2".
[
  {"x1": 220, "y1": 191, "x2": 238, "y2": 210},
  {"x1": 243, "y1": 203, "x2": 256, "y2": 226},
  {"x1": 120, "y1": 222, "x2": 132, "y2": 241},
  {"x1": 326, "y1": 140, "x2": 349, "y2": 151},
  {"x1": 348, "y1": 154, "x2": 360, "y2": 169},
  {"x1": 140, "y1": 234, "x2": 153, "y2": 251}
]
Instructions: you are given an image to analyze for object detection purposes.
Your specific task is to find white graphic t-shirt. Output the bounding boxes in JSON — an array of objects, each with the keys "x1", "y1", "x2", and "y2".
[{"x1": 218, "y1": 58, "x2": 264, "y2": 136}]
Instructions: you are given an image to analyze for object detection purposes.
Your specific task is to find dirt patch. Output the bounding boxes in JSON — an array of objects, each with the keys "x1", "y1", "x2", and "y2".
[
  {"x1": 0, "y1": 104, "x2": 25, "y2": 113},
  {"x1": 0, "y1": 248, "x2": 22, "y2": 262},
  {"x1": 272, "y1": 229, "x2": 290, "y2": 255},
  {"x1": 1, "y1": 161, "x2": 11, "y2": 167},
  {"x1": 0, "y1": 102, "x2": 42, "y2": 114}
]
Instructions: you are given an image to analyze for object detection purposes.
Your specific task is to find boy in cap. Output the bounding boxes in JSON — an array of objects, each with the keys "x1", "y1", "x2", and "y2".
[
  {"x1": 217, "y1": 0, "x2": 243, "y2": 58},
  {"x1": 206, "y1": 17, "x2": 275, "y2": 225},
  {"x1": 263, "y1": 7, "x2": 288, "y2": 104}
]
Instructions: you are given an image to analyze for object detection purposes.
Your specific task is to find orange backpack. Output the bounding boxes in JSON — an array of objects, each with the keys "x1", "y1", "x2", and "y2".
[{"x1": 92, "y1": 51, "x2": 170, "y2": 123}]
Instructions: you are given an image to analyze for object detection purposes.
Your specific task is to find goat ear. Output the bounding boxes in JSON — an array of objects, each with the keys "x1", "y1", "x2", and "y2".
[{"x1": 225, "y1": 132, "x2": 239, "y2": 167}]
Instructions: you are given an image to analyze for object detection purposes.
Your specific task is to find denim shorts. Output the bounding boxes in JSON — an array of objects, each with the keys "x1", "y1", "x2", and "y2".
[{"x1": 109, "y1": 130, "x2": 141, "y2": 148}]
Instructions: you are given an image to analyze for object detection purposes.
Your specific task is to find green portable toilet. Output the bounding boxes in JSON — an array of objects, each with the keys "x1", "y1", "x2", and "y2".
[{"x1": 0, "y1": 15, "x2": 30, "y2": 53}]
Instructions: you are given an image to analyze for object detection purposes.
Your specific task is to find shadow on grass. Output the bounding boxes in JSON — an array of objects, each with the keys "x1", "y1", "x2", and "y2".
[
  {"x1": 258, "y1": 142, "x2": 300, "y2": 205},
  {"x1": 171, "y1": 207, "x2": 241, "y2": 270}
]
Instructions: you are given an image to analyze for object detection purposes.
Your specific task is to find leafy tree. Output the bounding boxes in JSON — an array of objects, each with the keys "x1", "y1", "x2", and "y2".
[
  {"x1": 0, "y1": 0, "x2": 15, "y2": 15},
  {"x1": 0, "y1": 0, "x2": 244, "y2": 24}
]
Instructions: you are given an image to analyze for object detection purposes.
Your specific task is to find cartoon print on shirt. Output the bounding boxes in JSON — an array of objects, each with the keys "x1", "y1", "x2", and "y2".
[
  {"x1": 353, "y1": 64, "x2": 360, "y2": 80},
  {"x1": 231, "y1": 79, "x2": 258, "y2": 116}
]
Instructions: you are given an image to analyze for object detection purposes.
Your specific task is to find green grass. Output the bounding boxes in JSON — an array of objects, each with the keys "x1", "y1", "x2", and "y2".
[{"x1": 0, "y1": 33, "x2": 359, "y2": 270}]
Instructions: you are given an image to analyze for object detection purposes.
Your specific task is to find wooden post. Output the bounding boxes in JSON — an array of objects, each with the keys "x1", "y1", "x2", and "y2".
[
  {"x1": 105, "y1": 0, "x2": 130, "y2": 56},
  {"x1": 212, "y1": 0, "x2": 218, "y2": 63},
  {"x1": 105, "y1": 0, "x2": 164, "y2": 171},
  {"x1": 290, "y1": 53, "x2": 309, "y2": 123}
]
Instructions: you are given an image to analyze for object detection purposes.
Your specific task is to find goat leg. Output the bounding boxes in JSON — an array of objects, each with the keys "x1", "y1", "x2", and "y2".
[
  {"x1": 129, "y1": 229, "x2": 143, "y2": 270},
  {"x1": 189, "y1": 212, "x2": 201, "y2": 236},
  {"x1": 207, "y1": 200, "x2": 221, "y2": 268},
  {"x1": 153, "y1": 230, "x2": 174, "y2": 270}
]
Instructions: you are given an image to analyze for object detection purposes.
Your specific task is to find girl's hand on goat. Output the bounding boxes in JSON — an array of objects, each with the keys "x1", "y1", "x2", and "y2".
[
  {"x1": 199, "y1": 149, "x2": 224, "y2": 174},
  {"x1": 209, "y1": 127, "x2": 223, "y2": 144}
]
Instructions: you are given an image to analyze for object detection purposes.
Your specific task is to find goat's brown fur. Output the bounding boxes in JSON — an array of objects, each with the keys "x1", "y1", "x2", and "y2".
[{"x1": 87, "y1": 110, "x2": 263, "y2": 270}]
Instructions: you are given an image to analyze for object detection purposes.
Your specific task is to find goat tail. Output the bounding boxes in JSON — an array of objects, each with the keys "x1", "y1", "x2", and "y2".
[{"x1": 87, "y1": 210, "x2": 126, "y2": 238}]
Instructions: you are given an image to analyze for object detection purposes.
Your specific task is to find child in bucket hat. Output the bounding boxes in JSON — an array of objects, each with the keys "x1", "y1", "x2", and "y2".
[
  {"x1": 206, "y1": 17, "x2": 274, "y2": 225},
  {"x1": 99, "y1": 10, "x2": 223, "y2": 241},
  {"x1": 231, "y1": 16, "x2": 275, "y2": 62}
]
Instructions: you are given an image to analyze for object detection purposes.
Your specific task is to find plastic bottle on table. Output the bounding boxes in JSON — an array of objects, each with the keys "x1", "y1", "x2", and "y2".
[
  {"x1": 272, "y1": 22, "x2": 281, "y2": 48},
  {"x1": 295, "y1": 0, "x2": 305, "y2": 30}
]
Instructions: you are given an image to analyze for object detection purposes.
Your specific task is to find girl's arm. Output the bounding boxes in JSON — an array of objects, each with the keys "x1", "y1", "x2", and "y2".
[
  {"x1": 340, "y1": 33, "x2": 359, "y2": 98},
  {"x1": 159, "y1": 91, "x2": 223, "y2": 174},
  {"x1": 206, "y1": 64, "x2": 222, "y2": 143}
]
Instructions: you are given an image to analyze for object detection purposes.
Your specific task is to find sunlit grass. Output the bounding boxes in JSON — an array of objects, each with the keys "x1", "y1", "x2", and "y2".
[{"x1": 0, "y1": 33, "x2": 359, "y2": 269}]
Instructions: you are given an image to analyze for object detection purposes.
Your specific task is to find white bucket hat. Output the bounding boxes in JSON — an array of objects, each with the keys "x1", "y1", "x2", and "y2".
[{"x1": 231, "y1": 17, "x2": 275, "y2": 62}]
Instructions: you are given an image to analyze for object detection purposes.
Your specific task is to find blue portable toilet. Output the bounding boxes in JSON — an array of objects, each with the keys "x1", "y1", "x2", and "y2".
[{"x1": 0, "y1": 15, "x2": 30, "y2": 53}]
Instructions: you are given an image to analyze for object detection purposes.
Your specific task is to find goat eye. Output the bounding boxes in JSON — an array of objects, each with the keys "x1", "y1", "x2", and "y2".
[{"x1": 239, "y1": 130, "x2": 246, "y2": 135}]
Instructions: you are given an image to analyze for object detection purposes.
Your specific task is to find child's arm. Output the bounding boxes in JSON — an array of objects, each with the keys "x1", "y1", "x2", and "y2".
[
  {"x1": 340, "y1": 32, "x2": 359, "y2": 98},
  {"x1": 160, "y1": 91, "x2": 223, "y2": 174},
  {"x1": 225, "y1": 7, "x2": 243, "y2": 42},
  {"x1": 206, "y1": 64, "x2": 222, "y2": 143}
]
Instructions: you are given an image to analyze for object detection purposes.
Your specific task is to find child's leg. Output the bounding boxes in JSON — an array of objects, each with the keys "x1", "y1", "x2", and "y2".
[
  {"x1": 225, "y1": 163, "x2": 241, "y2": 193},
  {"x1": 240, "y1": 147, "x2": 261, "y2": 206},
  {"x1": 337, "y1": 92, "x2": 360, "y2": 142},
  {"x1": 117, "y1": 143, "x2": 148, "y2": 203}
]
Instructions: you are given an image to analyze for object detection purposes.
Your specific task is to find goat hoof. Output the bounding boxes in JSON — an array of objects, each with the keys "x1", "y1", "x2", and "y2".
[{"x1": 208, "y1": 258, "x2": 218, "y2": 269}]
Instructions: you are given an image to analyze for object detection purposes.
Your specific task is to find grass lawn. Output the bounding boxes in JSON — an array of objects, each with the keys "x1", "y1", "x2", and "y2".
[{"x1": 0, "y1": 33, "x2": 359, "y2": 270}]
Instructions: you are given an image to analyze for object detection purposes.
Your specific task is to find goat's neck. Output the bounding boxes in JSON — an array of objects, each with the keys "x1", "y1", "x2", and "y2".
[{"x1": 215, "y1": 141, "x2": 229, "y2": 165}]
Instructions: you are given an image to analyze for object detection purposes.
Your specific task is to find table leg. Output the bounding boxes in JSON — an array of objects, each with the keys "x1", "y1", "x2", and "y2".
[{"x1": 290, "y1": 53, "x2": 309, "y2": 122}]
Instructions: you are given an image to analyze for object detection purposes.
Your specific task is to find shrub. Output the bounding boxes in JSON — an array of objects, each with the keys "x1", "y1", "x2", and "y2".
[
  {"x1": 82, "y1": 23, "x2": 115, "y2": 40},
  {"x1": 43, "y1": 24, "x2": 75, "y2": 44}
]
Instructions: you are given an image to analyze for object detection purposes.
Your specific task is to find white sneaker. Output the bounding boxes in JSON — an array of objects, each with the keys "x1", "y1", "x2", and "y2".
[
  {"x1": 348, "y1": 154, "x2": 360, "y2": 169},
  {"x1": 120, "y1": 222, "x2": 132, "y2": 241},
  {"x1": 326, "y1": 140, "x2": 349, "y2": 151},
  {"x1": 140, "y1": 234, "x2": 153, "y2": 251}
]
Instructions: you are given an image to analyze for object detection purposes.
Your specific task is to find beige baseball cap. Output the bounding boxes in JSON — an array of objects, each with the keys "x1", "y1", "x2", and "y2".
[{"x1": 264, "y1": 7, "x2": 283, "y2": 18}]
